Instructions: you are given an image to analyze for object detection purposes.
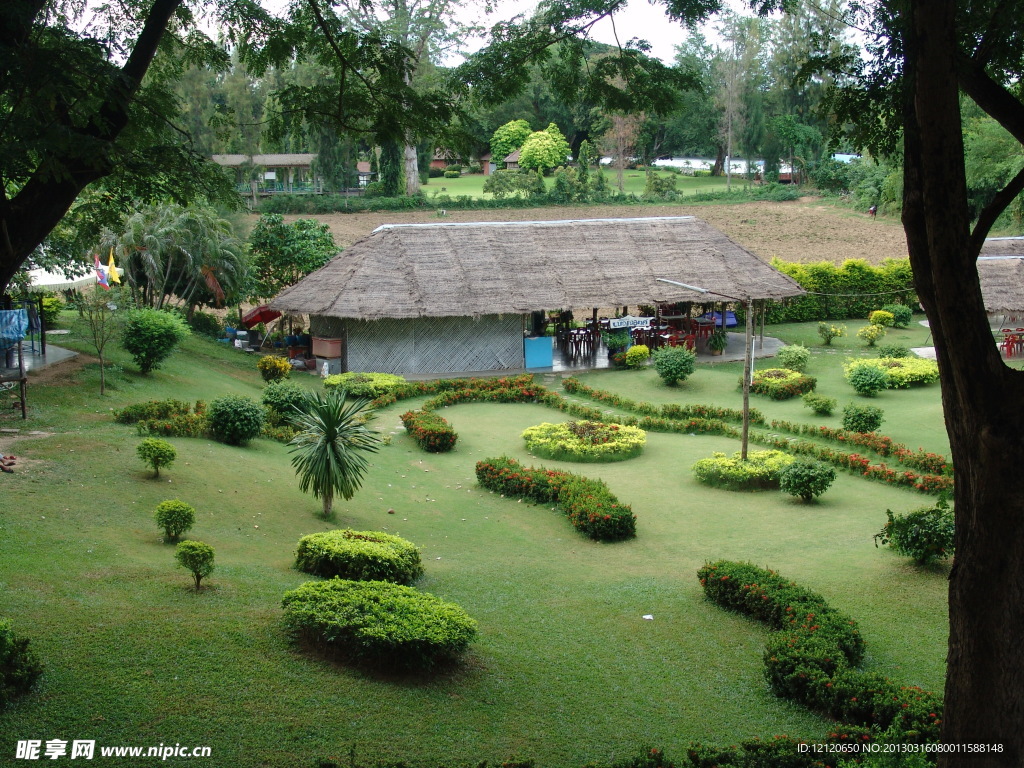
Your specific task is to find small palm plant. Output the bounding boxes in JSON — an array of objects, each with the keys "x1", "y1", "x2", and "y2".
[{"x1": 288, "y1": 389, "x2": 383, "y2": 518}]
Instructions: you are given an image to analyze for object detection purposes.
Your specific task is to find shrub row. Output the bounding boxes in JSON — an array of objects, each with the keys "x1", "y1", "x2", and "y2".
[
  {"x1": 692, "y1": 450, "x2": 795, "y2": 491},
  {"x1": 758, "y1": 259, "x2": 917, "y2": 323},
  {"x1": 324, "y1": 372, "x2": 407, "y2": 399},
  {"x1": 749, "y1": 368, "x2": 818, "y2": 400},
  {"x1": 282, "y1": 579, "x2": 476, "y2": 671},
  {"x1": 768, "y1": 420, "x2": 952, "y2": 476},
  {"x1": 698, "y1": 561, "x2": 942, "y2": 744},
  {"x1": 561, "y1": 377, "x2": 767, "y2": 425},
  {"x1": 750, "y1": 431, "x2": 953, "y2": 494},
  {"x1": 475, "y1": 456, "x2": 636, "y2": 541},
  {"x1": 400, "y1": 410, "x2": 458, "y2": 452},
  {"x1": 295, "y1": 529, "x2": 423, "y2": 584},
  {"x1": 114, "y1": 399, "x2": 202, "y2": 424},
  {"x1": 844, "y1": 358, "x2": 940, "y2": 389},
  {"x1": 115, "y1": 396, "x2": 266, "y2": 446},
  {"x1": 521, "y1": 421, "x2": 646, "y2": 462}
]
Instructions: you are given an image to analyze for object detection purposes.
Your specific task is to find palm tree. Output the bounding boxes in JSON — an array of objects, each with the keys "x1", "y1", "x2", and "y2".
[{"x1": 288, "y1": 389, "x2": 383, "y2": 518}]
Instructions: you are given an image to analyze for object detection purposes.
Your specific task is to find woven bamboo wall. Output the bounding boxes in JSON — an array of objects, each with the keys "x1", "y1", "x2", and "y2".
[{"x1": 339, "y1": 314, "x2": 524, "y2": 375}]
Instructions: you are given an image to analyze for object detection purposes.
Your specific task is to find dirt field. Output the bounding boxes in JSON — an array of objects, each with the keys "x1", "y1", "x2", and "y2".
[{"x1": 284, "y1": 198, "x2": 909, "y2": 265}]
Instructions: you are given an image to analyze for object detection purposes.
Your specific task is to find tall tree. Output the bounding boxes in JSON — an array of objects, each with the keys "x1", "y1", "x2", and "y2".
[{"x1": 0, "y1": 0, "x2": 245, "y2": 296}]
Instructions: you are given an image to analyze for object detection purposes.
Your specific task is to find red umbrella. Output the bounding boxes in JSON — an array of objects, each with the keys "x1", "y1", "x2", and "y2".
[{"x1": 241, "y1": 305, "x2": 281, "y2": 329}]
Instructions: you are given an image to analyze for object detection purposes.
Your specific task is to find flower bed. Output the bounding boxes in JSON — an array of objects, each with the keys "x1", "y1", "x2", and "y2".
[
  {"x1": 475, "y1": 456, "x2": 636, "y2": 541},
  {"x1": 698, "y1": 561, "x2": 942, "y2": 745},
  {"x1": 400, "y1": 410, "x2": 458, "y2": 452},
  {"x1": 748, "y1": 368, "x2": 817, "y2": 400},
  {"x1": 844, "y1": 357, "x2": 940, "y2": 388},
  {"x1": 521, "y1": 421, "x2": 646, "y2": 462},
  {"x1": 692, "y1": 450, "x2": 795, "y2": 491}
]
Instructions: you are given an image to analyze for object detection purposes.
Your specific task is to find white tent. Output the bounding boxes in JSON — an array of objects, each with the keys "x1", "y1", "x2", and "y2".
[{"x1": 24, "y1": 267, "x2": 96, "y2": 293}]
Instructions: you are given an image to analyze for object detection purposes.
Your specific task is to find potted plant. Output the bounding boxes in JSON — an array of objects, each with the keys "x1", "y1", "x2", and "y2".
[
  {"x1": 601, "y1": 329, "x2": 631, "y2": 355},
  {"x1": 708, "y1": 329, "x2": 729, "y2": 355}
]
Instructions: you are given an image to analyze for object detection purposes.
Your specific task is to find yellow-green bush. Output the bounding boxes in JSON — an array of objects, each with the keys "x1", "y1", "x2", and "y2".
[
  {"x1": 521, "y1": 421, "x2": 646, "y2": 462},
  {"x1": 257, "y1": 355, "x2": 292, "y2": 382}
]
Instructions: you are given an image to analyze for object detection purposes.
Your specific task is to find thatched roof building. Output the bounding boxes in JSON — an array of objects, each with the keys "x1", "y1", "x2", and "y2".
[
  {"x1": 271, "y1": 216, "x2": 805, "y2": 375},
  {"x1": 273, "y1": 216, "x2": 805, "y2": 319},
  {"x1": 980, "y1": 237, "x2": 1024, "y2": 315}
]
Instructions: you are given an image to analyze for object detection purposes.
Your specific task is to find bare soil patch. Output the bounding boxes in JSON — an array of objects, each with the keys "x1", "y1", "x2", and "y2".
[{"x1": 283, "y1": 198, "x2": 909, "y2": 265}]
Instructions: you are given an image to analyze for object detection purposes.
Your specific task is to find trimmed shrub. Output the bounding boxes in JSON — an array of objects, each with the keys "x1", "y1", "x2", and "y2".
[
  {"x1": 698, "y1": 561, "x2": 941, "y2": 745},
  {"x1": 262, "y1": 380, "x2": 307, "y2": 421},
  {"x1": 0, "y1": 619, "x2": 44, "y2": 707},
  {"x1": 868, "y1": 310, "x2": 895, "y2": 327},
  {"x1": 749, "y1": 368, "x2": 817, "y2": 400},
  {"x1": 521, "y1": 421, "x2": 646, "y2": 462},
  {"x1": 842, "y1": 404, "x2": 884, "y2": 433},
  {"x1": 257, "y1": 355, "x2": 292, "y2": 382},
  {"x1": 137, "y1": 437, "x2": 176, "y2": 478},
  {"x1": 323, "y1": 372, "x2": 406, "y2": 398},
  {"x1": 40, "y1": 296, "x2": 64, "y2": 327},
  {"x1": 845, "y1": 357, "x2": 939, "y2": 388},
  {"x1": 400, "y1": 410, "x2": 458, "y2": 452},
  {"x1": 775, "y1": 343, "x2": 810, "y2": 372},
  {"x1": 475, "y1": 456, "x2": 636, "y2": 541},
  {"x1": 207, "y1": 395, "x2": 265, "y2": 446},
  {"x1": 875, "y1": 498, "x2": 954, "y2": 564},
  {"x1": 624, "y1": 344, "x2": 650, "y2": 368},
  {"x1": 282, "y1": 579, "x2": 477, "y2": 670},
  {"x1": 295, "y1": 529, "x2": 423, "y2": 584},
  {"x1": 856, "y1": 323, "x2": 887, "y2": 346},
  {"x1": 692, "y1": 450, "x2": 795, "y2": 491},
  {"x1": 121, "y1": 308, "x2": 190, "y2": 374},
  {"x1": 652, "y1": 345, "x2": 696, "y2": 385},
  {"x1": 175, "y1": 540, "x2": 215, "y2": 590},
  {"x1": 442, "y1": 169, "x2": 461, "y2": 178},
  {"x1": 817, "y1": 322, "x2": 846, "y2": 345},
  {"x1": 878, "y1": 344, "x2": 912, "y2": 359},
  {"x1": 881, "y1": 303, "x2": 914, "y2": 328},
  {"x1": 779, "y1": 460, "x2": 837, "y2": 502},
  {"x1": 186, "y1": 309, "x2": 223, "y2": 339},
  {"x1": 845, "y1": 363, "x2": 890, "y2": 396},
  {"x1": 154, "y1": 499, "x2": 196, "y2": 541},
  {"x1": 802, "y1": 393, "x2": 837, "y2": 416}
]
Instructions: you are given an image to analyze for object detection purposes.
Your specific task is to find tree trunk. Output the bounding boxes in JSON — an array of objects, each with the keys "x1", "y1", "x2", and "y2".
[
  {"x1": 99, "y1": 351, "x2": 106, "y2": 396},
  {"x1": 322, "y1": 492, "x2": 333, "y2": 519},
  {"x1": 905, "y1": 2, "x2": 1024, "y2": 764},
  {"x1": 404, "y1": 143, "x2": 420, "y2": 196}
]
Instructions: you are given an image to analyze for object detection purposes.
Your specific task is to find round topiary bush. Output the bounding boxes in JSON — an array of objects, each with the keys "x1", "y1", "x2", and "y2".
[
  {"x1": 175, "y1": 540, "x2": 215, "y2": 590},
  {"x1": 121, "y1": 308, "x2": 190, "y2": 374},
  {"x1": 154, "y1": 499, "x2": 196, "y2": 541},
  {"x1": 776, "y1": 343, "x2": 811, "y2": 372},
  {"x1": 207, "y1": 395, "x2": 266, "y2": 445},
  {"x1": 0, "y1": 618, "x2": 44, "y2": 707},
  {"x1": 692, "y1": 450, "x2": 795, "y2": 491},
  {"x1": 881, "y1": 303, "x2": 914, "y2": 328},
  {"x1": 521, "y1": 421, "x2": 647, "y2": 462},
  {"x1": 295, "y1": 529, "x2": 423, "y2": 584},
  {"x1": 779, "y1": 460, "x2": 837, "y2": 502},
  {"x1": 262, "y1": 380, "x2": 308, "y2": 421},
  {"x1": 282, "y1": 579, "x2": 478, "y2": 671},
  {"x1": 257, "y1": 354, "x2": 292, "y2": 382},
  {"x1": 802, "y1": 393, "x2": 837, "y2": 416},
  {"x1": 846, "y1": 363, "x2": 890, "y2": 396},
  {"x1": 652, "y1": 345, "x2": 697, "y2": 385},
  {"x1": 842, "y1": 403, "x2": 885, "y2": 433},
  {"x1": 624, "y1": 344, "x2": 650, "y2": 368},
  {"x1": 878, "y1": 344, "x2": 912, "y2": 359},
  {"x1": 749, "y1": 368, "x2": 817, "y2": 400},
  {"x1": 868, "y1": 310, "x2": 895, "y2": 327},
  {"x1": 137, "y1": 437, "x2": 177, "y2": 478}
]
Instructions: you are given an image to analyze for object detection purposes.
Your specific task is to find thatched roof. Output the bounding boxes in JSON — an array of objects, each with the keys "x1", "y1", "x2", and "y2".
[
  {"x1": 271, "y1": 216, "x2": 806, "y2": 321},
  {"x1": 979, "y1": 237, "x2": 1024, "y2": 313}
]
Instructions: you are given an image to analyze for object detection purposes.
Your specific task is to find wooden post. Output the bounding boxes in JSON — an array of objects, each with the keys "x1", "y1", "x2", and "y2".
[{"x1": 741, "y1": 299, "x2": 754, "y2": 460}]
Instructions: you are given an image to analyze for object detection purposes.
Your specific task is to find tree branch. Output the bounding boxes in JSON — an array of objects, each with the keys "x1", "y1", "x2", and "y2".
[
  {"x1": 970, "y1": 165, "x2": 1024, "y2": 254},
  {"x1": 957, "y1": 54, "x2": 1024, "y2": 149}
]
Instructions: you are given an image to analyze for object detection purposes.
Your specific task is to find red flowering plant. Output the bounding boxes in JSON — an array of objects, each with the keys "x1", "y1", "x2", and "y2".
[{"x1": 399, "y1": 410, "x2": 458, "y2": 452}]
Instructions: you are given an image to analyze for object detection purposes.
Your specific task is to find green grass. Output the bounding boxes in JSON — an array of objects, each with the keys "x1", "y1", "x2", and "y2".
[
  {"x1": 420, "y1": 170, "x2": 732, "y2": 201},
  {"x1": 0, "y1": 318, "x2": 951, "y2": 767}
]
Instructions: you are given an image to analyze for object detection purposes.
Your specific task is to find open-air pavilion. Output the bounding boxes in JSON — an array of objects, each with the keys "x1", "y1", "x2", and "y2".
[
  {"x1": 979, "y1": 237, "x2": 1024, "y2": 357},
  {"x1": 271, "y1": 216, "x2": 807, "y2": 376}
]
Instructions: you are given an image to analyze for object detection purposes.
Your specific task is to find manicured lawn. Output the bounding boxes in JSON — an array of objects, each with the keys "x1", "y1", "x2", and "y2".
[
  {"x1": 420, "y1": 170, "x2": 732, "y2": 201},
  {"x1": 0, "y1": 318, "x2": 950, "y2": 767}
]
